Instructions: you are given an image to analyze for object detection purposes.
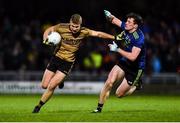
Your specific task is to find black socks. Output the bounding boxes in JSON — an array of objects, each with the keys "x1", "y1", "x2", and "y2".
[
  {"x1": 38, "y1": 100, "x2": 45, "y2": 108},
  {"x1": 97, "y1": 103, "x2": 104, "y2": 112}
]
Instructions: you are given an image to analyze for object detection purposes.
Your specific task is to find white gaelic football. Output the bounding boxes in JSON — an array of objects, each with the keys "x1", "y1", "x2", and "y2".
[{"x1": 48, "y1": 32, "x2": 61, "y2": 45}]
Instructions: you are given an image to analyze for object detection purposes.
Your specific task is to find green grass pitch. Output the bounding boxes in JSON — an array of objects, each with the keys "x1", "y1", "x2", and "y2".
[{"x1": 0, "y1": 94, "x2": 180, "y2": 122}]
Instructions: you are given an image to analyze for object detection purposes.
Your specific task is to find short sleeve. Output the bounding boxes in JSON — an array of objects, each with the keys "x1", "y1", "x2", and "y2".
[
  {"x1": 81, "y1": 27, "x2": 92, "y2": 37},
  {"x1": 120, "y1": 21, "x2": 126, "y2": 30},
  {"x1": 54, "y1": 24, "x2": 61, "y2": 32},
  {"x1": 134, "y1": 37, "x2": 144, "y2": 49}
]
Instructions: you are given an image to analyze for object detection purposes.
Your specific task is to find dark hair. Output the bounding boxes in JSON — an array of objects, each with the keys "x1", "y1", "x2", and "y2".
[
  {"x1": 70, "y1": 14, "x2": 82, "y2": 24},
  {"x1": 126, "y1": 12, "x2": 143, "y2": 26}
]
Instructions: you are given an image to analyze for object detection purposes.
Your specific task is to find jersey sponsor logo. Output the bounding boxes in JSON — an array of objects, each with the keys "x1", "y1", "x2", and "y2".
[
  {"x1": 63, "y1": 38, "x2": 82, "y2": 45},
  {"x1": 124, "y1": 36, "x2": 131, "y2": 47},
  {"x1": 118, "y1": 31, "x2": 131, "y2": 48}
]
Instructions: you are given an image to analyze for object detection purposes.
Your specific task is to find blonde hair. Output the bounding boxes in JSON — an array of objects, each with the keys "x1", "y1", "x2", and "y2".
[{"x1": 70, "y1": 14, "x2": 82, "y2": 24}]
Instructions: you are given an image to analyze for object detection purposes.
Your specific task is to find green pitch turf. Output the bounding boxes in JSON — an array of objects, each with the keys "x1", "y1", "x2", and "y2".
[{"x1": 0, "y1": 94, "x2": 180, "y2": 122}]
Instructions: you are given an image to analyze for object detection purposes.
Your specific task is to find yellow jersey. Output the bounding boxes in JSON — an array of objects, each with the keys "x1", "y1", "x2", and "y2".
[{"x1": 53, "y1": 23, "x2": 92, "y2": 62}]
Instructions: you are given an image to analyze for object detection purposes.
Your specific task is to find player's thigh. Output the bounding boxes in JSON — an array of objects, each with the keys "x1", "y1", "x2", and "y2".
[
  {"x1": 107, "y1": 65, "x2": 125, "y2": 84},
  {"x1": 116, "y1": 78, "x2": 131, "y2": 97},
  {"x1": 41, "y1": 69, "x2": 55, "y2": 88},
  {"x1": 48, "y1": 70, "x2": 66, "y2": 90}
]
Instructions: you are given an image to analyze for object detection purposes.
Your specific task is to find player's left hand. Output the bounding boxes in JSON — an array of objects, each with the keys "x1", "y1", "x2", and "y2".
[
  {"x1": 104, "y1": 10, "x2": 112, "y2": 18},
  {"x1": 104, "y1": 10, "x2": 114, "y2": 22},
  {"x1": 108, "y1": 41, "x2": 118, "y2": 52}
]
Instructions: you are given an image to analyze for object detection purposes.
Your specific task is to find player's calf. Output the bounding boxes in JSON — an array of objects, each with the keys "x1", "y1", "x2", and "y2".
[
  {"x1": 41, "y1": 82, "x2": 49, "y2": 89},
  {"x1": 125, "y1": 86, "x2": 136, "y2": 96},
  {"x1": 41, "y1": 84, "x2": 48, "y2": 89},
  {"x1": 115, "y1": 90, "x2": 126, "y2": 98}
]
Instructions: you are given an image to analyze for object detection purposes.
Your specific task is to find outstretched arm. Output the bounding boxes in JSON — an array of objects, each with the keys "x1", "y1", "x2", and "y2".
[
  {"x1": 117, "y1": 46, "x2": 141, "y2": 61},
  {"x1": 89, "y1": 30, "x2": 115, "y2": 40},
  {"x1": 104, "y1": 10, "x2": 122, "y2": 28}
]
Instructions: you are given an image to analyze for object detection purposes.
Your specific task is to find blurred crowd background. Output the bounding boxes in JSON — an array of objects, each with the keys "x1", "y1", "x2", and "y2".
[{"x1": 0, "y1": 0, "x2": 180, "y2": 75}]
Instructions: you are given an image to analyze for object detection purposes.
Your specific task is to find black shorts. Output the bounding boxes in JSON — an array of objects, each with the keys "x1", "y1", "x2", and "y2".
[
  {"x1": 47, "y1": 56, "x2": 74, "y2": 75},
  {"x1": 117, "y1": 61, "x2": 144, "y2": 90}
]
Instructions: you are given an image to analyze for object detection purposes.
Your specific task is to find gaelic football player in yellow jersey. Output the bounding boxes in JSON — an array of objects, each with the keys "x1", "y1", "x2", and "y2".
[{"x1": 32, "y1": 14, "x2": 115, "y2": 113}]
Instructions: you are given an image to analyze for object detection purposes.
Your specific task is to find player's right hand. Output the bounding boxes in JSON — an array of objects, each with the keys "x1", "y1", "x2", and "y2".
[{"x1": 108, "y1": 41, "x2": 118, "y2": 52}]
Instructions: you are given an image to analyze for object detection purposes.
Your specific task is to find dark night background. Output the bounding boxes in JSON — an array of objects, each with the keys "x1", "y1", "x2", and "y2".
[{"x1": 0, "y1": 0, "x2": 180, "y2": 74}]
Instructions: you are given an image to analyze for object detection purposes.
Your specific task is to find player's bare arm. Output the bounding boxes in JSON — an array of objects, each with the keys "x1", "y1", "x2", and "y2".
[
  {"x1": 108, "y1": 41, "x2": 141, "y2": 61},
  {"x1": 90, "y1": 30, "x2": 115, "y2": 40},
  {"x1": 43, "y1": 26, "x2": 55, "y2": 40},
  {"x1": 117, "y1": 46, "x2": 141, "y2": 61},
  {"x1": 111, "y1": 16, "x2": 122, "y2": 28}
]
